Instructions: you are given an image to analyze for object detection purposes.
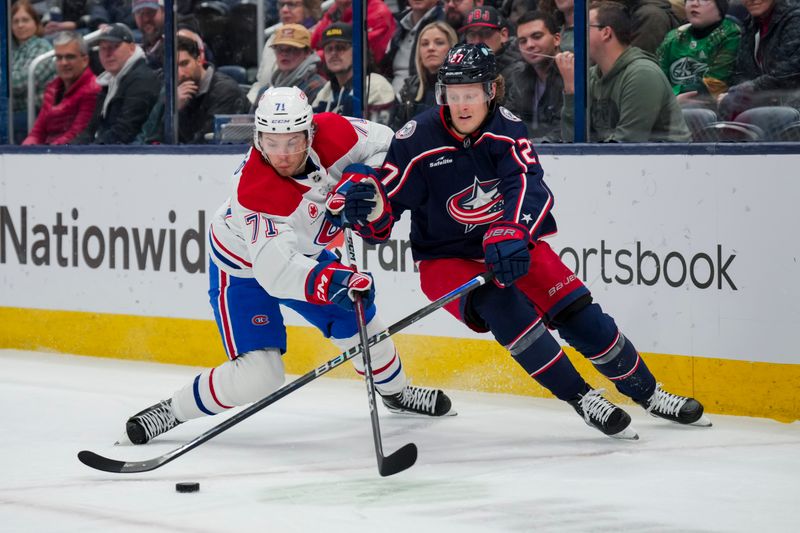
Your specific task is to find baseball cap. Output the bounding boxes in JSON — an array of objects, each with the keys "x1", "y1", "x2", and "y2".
[
  {"x1": 132, "y1": 0, "x2": 164, "y2": 13},
  {"x1": 460, "y1": 6, "x2": 503, "y2": 33},
  {"x1": 272, "y1": 23, "x2": 312, "y2": 48},
  {"x1": 96, "y1": 23, "x2": 135, "y2": 44},
  {"x1": 321, "y1": 23, "x2": 353, "y2": 47}
]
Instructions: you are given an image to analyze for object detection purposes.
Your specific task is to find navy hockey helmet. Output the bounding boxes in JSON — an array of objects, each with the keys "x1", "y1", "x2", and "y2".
[{"x1": 436, "y1": 43, "x2": 497, "y2": 105}]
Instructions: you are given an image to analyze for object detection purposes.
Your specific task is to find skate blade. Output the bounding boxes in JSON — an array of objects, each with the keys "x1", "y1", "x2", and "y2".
[
  {"x1": 610, "y1": 425, "x2": 639, "y2": 440},
  {"x1": 384, "y1": 407, "x2": 458, "y2": 417},
  {"x1": 689, "y1": 414, "x2": 712, "y2": 427}
]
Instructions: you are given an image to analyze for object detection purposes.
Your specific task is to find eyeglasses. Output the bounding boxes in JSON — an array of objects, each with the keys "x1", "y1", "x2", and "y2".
[
  {"x1": 588, "y1": 24, "x2": 607, "y2": 29},
  {"x1": 55, "y1": 53, "x2": 81, "y2": 61},
  {"x1": 323, "y1": 42, "x2": 351, "y2": 54},
  {"x1": 277, "y1": 1, "x2": 303, "y2": 8},
  {"x1": 273, "y1": 45, "x2": 304, "y2": 55}
]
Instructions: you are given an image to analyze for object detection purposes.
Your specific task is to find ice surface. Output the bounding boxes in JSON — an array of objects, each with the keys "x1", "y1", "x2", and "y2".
[{"x1": 1, "y1": 350, "x2": 798, "y2": 533}]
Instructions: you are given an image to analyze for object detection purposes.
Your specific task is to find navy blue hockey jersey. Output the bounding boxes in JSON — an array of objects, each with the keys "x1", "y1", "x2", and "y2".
[{"x1": 379, "y1": 106, "x2": 558, "y2": 261}]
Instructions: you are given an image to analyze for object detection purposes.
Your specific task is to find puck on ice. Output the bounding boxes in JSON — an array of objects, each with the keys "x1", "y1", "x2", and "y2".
[{"x1": 175, "y1": 482, "x2": 200, "y2": 493}]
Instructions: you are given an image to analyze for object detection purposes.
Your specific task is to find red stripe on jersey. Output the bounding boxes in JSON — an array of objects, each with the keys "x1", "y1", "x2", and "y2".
[
  {"x1": 238, "y1": 148, "x2": 310, "y2": 216},
  {"x1": 208, "y1": 367, "x2": 233, "y2": 409},
  {"x1": 218, "y1": 270, "x2": 237, "y2": 360},
  {"x1": 312, "y1": 112, "x2": 360, "y2": 168}
]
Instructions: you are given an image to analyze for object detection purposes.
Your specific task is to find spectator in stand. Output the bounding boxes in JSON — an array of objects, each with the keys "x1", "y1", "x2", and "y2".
[
  {"x1": 256, "y1": 23, "x2": 326, "y2": 104},
  {"x1": 540, "y1": 0, "x2": 573, "y2": 51},
  {"x1": 384, "y1": 0, "x2": 446, "y2": 94},
  {"x1": 555, "y1": 1, "x2": 690, "y2": 141},
  {"x1": 392, "y1": 21, "x2": 457, "y2": 128},
  {"x1": 311, "y1": 0, "x2": 396, "y2": 64},
  {"x1": 10, "y1": 0, "x2": 56, "y2": 144},
  {"x1": 444, "y1": 0, "x2": 484, "y2": 31},
  {"x1": 249, "y1": 0, "x2": 323, "y2": 105},
  {"x1": 42, "y1": 0, "x2": 95, "y2": 36},
  {"x1": 505, "y1": 10, "x2": 564, "y2": 141},
  {"x1": 172, "y1": 36, "x2": 249, "y2": 143},
  {"x1": 624, "y1": 0, "x2": 680, "y2": 53},
  {"x1": 656, "y1": 0, "x2": 741, "y2": 106},
  {"x1": 22, "y1": 31, "x2": 100, "y2": 145},
  {"x1": 73, "y1": 23, "x2": 160, "y2": 143},
  {"x1": 312, "y1": 23, "x2": 396, "y2": 124},
  {"x1": 717, "y1": 0, "x2": 800, "y2": 120},
  {"x1": 132, "y1": 0, "x2": 164, "y2": 70},
  {"x1": 461, "y1": 6, "x2": 522, "y2": 79}
]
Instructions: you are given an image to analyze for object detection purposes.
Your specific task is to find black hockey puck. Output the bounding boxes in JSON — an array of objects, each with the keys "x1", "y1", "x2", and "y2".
[{"x1": 175, "y1": 482, "x2": 200, "y2": 493}]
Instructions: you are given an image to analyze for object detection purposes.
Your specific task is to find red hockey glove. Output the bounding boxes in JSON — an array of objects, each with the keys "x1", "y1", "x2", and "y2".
[
  {"x1": 325, "y1": 164, "x2": 393, "y2": 242},
  {"x1": 482, "y1": 221, "x2": 533, "y2": 288},
  {"x1": 305, "y1": 260, "x2": 375, "y2": 311}
]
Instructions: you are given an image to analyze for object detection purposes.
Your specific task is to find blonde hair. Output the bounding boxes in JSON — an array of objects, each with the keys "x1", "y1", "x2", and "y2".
[{"x1": 414, "y1": 22, "x2": 458, "y2": 102}]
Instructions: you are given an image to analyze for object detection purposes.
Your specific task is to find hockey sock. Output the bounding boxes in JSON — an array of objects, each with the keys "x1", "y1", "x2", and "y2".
[
  {"x1": 556, "y1": 302, "x2": 656, "y2": 400},
  {"x1": 170, "y1": 349, "x2": 285, "y2": 421},
  {"x1": 471, "y1": 284, "x2": 586, "y2": 400},
  {"x1": 332, "y1": 315, "x2": 407, "y2": 396}
]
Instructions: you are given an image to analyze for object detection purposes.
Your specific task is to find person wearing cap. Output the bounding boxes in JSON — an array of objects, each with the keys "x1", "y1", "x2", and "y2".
[
  {"x1": 312, "y1": 23, "x2": 396, "y2": 125},
  {"x1": 656, "y1": 0, "x2": 741, "y2": 107},
  {"x1": 73, "y1": 22, "x2": 160, "y2": 144},
  {"x1": 248, "y1": 0, "x2": 323, "y2": 105},
  {"x1": 311, "y1": 0, "x2": 395, "y2": 65},
  {"x1": 555, "y1": 1, "x2": 690, "y2": 142},
  {"x1": 259, "y1": 23, "x2": 326, "y2": 105},
  {"x1": 717, "y1": 0, "x2": 800, "y2": 121},
  {"x1": 444, "y1": 0, "x2": 484, "y2": 31},
  {"x1": 461, "y1": 5, "x2": 522, "y2": 80},
  {"x1": 504, "y1": 10, "x2": 565, "y2": 142},
  {"x1": 132, "y1": 0, "x2": 165, "y2": 70},
  {"x1": 383, "y1": 0, "x2": 446, "y2": 95}
]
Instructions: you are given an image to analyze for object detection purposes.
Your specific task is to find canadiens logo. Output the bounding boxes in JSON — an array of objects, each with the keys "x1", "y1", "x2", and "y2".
[
  {"x1": 429, "y1": 155, "x2": 453, "y2": 168},
  {"x1": 251, "y1": 315, "x2": 269, "y2": 326},
  {"x1": 308, "y1": 203, "x2": 319, "y2": 218},
  {"x1": 447, "y1": 177, "x2": 504, "y2": 232},
  {"x1": 396, "y1": 120, "x2": 416, "y2": 139}
]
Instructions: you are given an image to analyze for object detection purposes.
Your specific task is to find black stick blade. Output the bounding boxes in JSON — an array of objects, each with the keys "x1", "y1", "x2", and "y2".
[
  {"x1": 78, "y1": 450, "x2": 128, "y2": 473},
  {"x1": 78, "y1": 450, "x2": 167, "y2": 473},
  {"x1": 378, "y1": 443, "x2": 418, "y2": 477}
]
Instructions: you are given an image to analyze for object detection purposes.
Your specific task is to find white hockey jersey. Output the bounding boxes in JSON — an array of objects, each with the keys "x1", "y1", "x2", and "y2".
[{"x1": 209, "y1": 113, "x2": 394, "y2": 302}]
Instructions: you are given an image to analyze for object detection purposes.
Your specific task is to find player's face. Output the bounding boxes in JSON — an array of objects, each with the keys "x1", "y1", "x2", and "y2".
[
  {"x1": 443, "y1": 83, "x2": 493, "y2": 135},
  {"x1": 259, "y1": 132, "x2": 309, "y2": 177}
]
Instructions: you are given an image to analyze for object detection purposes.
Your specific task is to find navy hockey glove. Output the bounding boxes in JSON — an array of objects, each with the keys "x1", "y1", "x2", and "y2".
[
  {"x1": 482, "y1": 221, "x2": 533, "y2": 288},
  {"x1": 305, "y1": 260, "x2": 375, "y2": 312},
  {"x1": 326, "y1": 164, "x2": 393, "y2": 242}
]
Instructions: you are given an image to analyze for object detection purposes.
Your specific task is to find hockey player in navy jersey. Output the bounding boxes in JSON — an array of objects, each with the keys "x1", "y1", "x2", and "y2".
[
  {"x1": 122, "y1": 87, "x2": 453, "y2": 446},
  {"x1": 329, "y1": 44, "x2": 711, "y2": 439}
]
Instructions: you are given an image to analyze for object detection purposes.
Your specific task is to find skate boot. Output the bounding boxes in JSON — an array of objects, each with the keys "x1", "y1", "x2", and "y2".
[
  {"x1": 381, "y1": 384, "x2": 455, "y2": 416},
  {"x1": 568, "y1": 387, "x2": 638, "y2": 440},
  {"x1": 636, "y1": 383, "x2": 712, "y2": 427},
  {"x1": 125, "y1": 399, "x2": 182, "y2": 445}
]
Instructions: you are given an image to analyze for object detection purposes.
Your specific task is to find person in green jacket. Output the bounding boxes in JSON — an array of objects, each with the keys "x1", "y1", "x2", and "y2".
[
  {"x1": 656, "y1": 0, "x2": 741, "y2": 106},
  {"x1": 556, "y1": 0, "x2": 691, "y2": 142}
]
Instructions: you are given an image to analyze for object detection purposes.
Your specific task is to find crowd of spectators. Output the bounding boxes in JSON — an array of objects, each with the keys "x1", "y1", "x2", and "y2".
[{"x1": 5, "y1": 0, "x2": 800, "y2": 144}]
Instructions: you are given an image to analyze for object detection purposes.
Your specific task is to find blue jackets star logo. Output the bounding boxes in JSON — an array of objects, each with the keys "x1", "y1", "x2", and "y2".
[{"x1": 446, "y1": 177, "x2": 504, "y2": 232}]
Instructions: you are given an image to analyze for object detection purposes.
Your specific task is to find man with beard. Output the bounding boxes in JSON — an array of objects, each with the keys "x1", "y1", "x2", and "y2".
[
  {"x1": 444, "y1": 0, "x2": 484, "y2": 31},
  {"x1": 132, "y1": 0, "x2": 165, "y2": 70}
]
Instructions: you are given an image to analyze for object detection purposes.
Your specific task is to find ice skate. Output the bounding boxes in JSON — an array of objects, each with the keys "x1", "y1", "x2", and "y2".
[
  {"x1": 637, "y1": 383, "x2": 712, "y2": 427},
  {"x1": 568, "y1": 387, "x2": 639, "y2": 440},
  {"x1": 123, "y1": 399, "x2": 183, "y2": 445},
  {"x1": 381, "y1": 384, "x2": 455, "y2": 416}
]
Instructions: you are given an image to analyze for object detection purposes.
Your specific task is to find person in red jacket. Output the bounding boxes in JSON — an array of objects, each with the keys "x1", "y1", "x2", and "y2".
[
  {"x1": 310, "y1": 0, "x2": 395, "y2": 64},
  {"x1": 22, "y1": 31, "x2": 100, "y2": 145}
]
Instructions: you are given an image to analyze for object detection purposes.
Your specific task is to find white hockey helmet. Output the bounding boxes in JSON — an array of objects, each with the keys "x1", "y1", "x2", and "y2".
[{"x1": 253, "y1": 86, "x2": 314, "y2": 160}]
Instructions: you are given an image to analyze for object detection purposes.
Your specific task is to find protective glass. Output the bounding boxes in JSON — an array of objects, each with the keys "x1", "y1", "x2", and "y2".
[{"x1": 435, "y1": 82, "x2": 493, "y2": 106}]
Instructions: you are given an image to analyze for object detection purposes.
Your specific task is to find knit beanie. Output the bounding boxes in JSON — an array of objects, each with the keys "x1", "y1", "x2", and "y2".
[{"x1": 714, "y1": 0, "x2": 729, "y2": 16}]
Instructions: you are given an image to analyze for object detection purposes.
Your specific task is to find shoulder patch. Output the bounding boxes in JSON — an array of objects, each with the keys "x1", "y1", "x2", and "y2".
[
  {"x1": 499, "y1": 107, "x2": 522, "y2": 122},
  {"x1": 396, "y1": 120, "x2": 417, "y2": 139}
]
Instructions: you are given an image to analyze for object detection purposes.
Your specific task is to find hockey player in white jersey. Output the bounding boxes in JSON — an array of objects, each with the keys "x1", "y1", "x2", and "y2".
[{"x1": 122, "y1": 87, "x2": 454, "y2": 445}]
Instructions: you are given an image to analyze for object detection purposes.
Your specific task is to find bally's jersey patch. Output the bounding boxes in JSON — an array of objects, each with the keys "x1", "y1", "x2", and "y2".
[
  {"x1": 396, "y1": 120, "x2": 417, "y2": 139},
  {"x1": 499, "y1": 106, "x2": 522, "y2": 122}
]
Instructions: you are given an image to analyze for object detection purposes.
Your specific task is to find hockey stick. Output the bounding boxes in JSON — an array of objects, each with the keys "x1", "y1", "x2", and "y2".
[
  {"x1": 77, "y1": 270, "x2": 493, "y2": 474},
  {"x1": 341, "y1": 227, "x2": 416, "y2": 477}
]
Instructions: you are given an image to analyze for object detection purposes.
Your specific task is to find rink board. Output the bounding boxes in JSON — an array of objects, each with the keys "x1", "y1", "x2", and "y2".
[{"x1": 0, "y1": 150, "x2": 798, "y2": 421}]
